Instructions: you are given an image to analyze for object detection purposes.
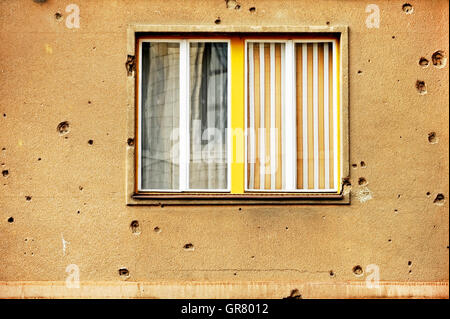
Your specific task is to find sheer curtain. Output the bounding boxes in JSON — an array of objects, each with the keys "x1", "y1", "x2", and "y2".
[
  {"x1": 141, "y1": 42, "x2": 180, "y2": 190},
  {"x1": 189, "y1": 43, "x2": 228, "y2": 190}
]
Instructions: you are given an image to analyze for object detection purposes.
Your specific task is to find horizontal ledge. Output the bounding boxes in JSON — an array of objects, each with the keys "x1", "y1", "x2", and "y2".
[
  {"x1": 129, "y1": 192, "x2": 349, "y2": 206},
  {"x1": 133, "y1": 193, "x2": 343, "y2": 199},
  {"x1": 1, "y1": 280, "x2": 447, "y2": 299},
  {"x1": 129, "y1": 24, "x2": 348, "y2": 34}
]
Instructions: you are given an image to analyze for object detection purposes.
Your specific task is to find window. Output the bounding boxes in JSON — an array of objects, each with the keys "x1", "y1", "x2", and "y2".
[
  {"x1": 245, "y1": 40, "x2": 339, "y2": 192},
  {"x1": 138, "y1": 40, "x2": 230, "y2": 192},
  {"x1": 128, "y1": 28, "x2": 348, "y2": 204}
]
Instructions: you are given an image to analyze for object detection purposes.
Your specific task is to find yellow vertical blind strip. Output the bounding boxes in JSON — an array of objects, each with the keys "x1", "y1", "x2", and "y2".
[{"x1": 231, "y1": 38, "x2": 245, "y2": 194}]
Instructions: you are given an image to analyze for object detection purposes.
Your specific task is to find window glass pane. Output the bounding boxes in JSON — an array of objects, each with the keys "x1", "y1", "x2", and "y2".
[
  {"x1": 295, "y1": 42, "x2": 335, "y2": 190},
  {"x1": 246, "y1": 41, "x2": 336, "y2": 191},
  {"x1": 189, "y1": 42, "x2": 228, "y2": 190},
  {"x1": 247, "y1": 42, "x2": 285, "y2": 190},
  {"x1": 141, "y1": 42, "x2": 180, "y2": 190}
]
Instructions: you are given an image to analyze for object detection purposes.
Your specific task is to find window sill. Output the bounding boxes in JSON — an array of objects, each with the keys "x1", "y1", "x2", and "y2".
[{"x1": 128, "y1": 191, "x2": 350, "y2": 205}]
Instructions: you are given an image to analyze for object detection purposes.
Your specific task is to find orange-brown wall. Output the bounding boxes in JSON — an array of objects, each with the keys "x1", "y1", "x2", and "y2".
[{"x1": 0, "y1": 0, "x2": 448, "y2": 298}]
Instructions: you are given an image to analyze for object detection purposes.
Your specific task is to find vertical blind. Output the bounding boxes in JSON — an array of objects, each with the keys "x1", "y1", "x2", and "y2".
[{"x1": 247, "y1": 41, "x2": 338, "y2": 191}]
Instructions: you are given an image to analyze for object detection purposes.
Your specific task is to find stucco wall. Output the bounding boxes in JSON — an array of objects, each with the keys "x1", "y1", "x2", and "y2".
[{"x1": 0, "y1": 0, "x2": 448, "y2": 298}]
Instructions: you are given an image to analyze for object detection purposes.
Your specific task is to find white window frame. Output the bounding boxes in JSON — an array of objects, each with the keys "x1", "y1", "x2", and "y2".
[
  {"x1": 137, "y1": 38, "x2": 232, "y2": 193},
  {"x1": 244, "y1": 39, "x2": 339, "y2": 193}
]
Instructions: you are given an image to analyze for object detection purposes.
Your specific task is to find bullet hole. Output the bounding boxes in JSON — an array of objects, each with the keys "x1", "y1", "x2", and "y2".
[
  {"x1": 285, "y1": 289, "x2": 302, "y2": 299},
  {"x1": 160, "y1": 204, "x2": 165, "y2": 208},
  {"x1": 25, "y1": 196, "x2": 32, "y2": 201},
  {"x1": 426, "y1": 192, "x2": 431, "y2": 197},
  {"x1": 249, "y1": 7, "x2": 256, "y2": 13},
  {"x1": 234, "y1": 273, "x2": 237, "y2": 276},
  {"x1": 392, "y1": 35, "x2": 396, "y2": 39},
  {"x1": 360, "y1": 161, "x2": 366, "y2": 168},
  {"x1": 409, "y1": 270, "x2": 412, "y2": 274},
  {"x1": 251, "y1": 255, "x2": 255, "y2": 259},
  {"x1": 7, "y1": 217, "x2": 14, "y2": 223},
  {"x1": 432, "y1": 50, "x2": 447, "y2": 68},
  {"x1": 415, "y1": 80, "x2": 427, "y2": 95},
  {"x1": 130, "y1": 220, "x2": 140, "y2": 234},
  {"x1": 118, "y1": 268, "x2": 130, "y2": 278},
  {"x1": 433, "y1": 193, "x2": 445, "y2": 206},
  {"x1": 428, "y1": 132, "x2": 438, "y2": 144},
  {"x1": 329, "y1": 270, "x2": 335, "y2": 277},
  {"x1": 154, "y1": 226, "x2": 161, "y2": 233},
  {"x1": 37, "y1": 157, "x2": 41, "y2": 161},
  {"x1": 352, "y1": 163, "x2": 357, "y2": 168},
  {"x1": 352, "y1": 265, "x2": 364, "y2": 276},
  {"x1": 127, "y1": 138, "x2": 134, "y2": 146},
  {"x1": 88, "y1": 139, "x2": 94, "y2": 145},
  {"x1": 358, "y1": 177, "x2": 367, "y2": 186},
  {"x1": 388, "y1": 239, "x2": 392, "y2": 242},
  {"x1": 125, "y1": 55, "x2": 136, "y2": 76},
  {"x1": 183, "y1": 243, "x2": 194, "y2": 251},
  {"x1": 419, "y1": 57, "x2": 429, "y2": 68},
  {"x1": 394, "y1": 209, "x2": 398, "y2": 213},
  {"x1": 79, "y1": 186, "x2": 83, "y2": 191},
  {"x1": 88, "y1": 100, "x2": 92, "y2": 104},
  {"x1": 77, "y1": 210, "x2": 80, "y2": 214},
  {"x1": 238, "y1": 207, "x2": 242, "y2": 211},
  {"x1": 326, "y1": 21, "x2": 330, "y2": 25},
  {"x1": 402, "y1": 3, "x2": 413, "y2": 14},
  {"x1": 2, "y1": 113, "x2": 5, "y2": 117},
  {"x1": 285, "y1": 226, "x2": 289, "y2": 230},
  {"x1": 225, "y1": 0, "x2": 240, "y2": 10},
  {"x1": 57, "y1": 121, "x2": 70, "y2": 135},
  {"x1": 343, "y1": 177, "x2": 351, "y2": 187},
  {"x1": 2, "y1": 169, "x2": 8, "y2": 177},
  {"x1": 397, "y1": 194, "x2": 402, "y2": 199},
  {"x1": 55, "y1": 12, "x2": 63, "y2": 21},
  {"x1": 357, "y1": 70, "x2": 362, "y2": 74},
  {"x1": 214, "y1": 17, "x2": 221, "y2": 24}
]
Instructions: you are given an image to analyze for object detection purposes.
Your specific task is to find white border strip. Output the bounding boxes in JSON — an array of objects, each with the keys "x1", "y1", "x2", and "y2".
[
  {"x1": 333, "y1": 40, "x2": 338, "y2": 190},
  {"x1": 312, "y1": 43, "x2": 319, "y2": 189},
  {"x1": 302, "y1": 43, "x2": 309, "y2": 189},
  {"x1": 259, "y1": 43, "x2": 266, "y2": 189},
  {"x1": 284, "y1": 40, "x2": 296, "y2": 190},
  {"x1": 323, "y1": 43, "x2": 330, "y2": 189},
  {"x1": 179, "y1": 40, "x2": 189, "y2": 191},
  {"x1": 270, "y1": 43, "x2": 276, "y2": 190}
]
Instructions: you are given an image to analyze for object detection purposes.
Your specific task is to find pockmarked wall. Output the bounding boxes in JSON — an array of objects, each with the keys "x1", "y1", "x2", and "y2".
[{"x1": 0, "y1": 0, "x2": 448, "y2": 298}]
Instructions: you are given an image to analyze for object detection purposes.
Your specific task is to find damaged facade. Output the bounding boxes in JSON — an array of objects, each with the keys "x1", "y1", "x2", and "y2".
[{"x1": 0, "y1": 0, "x2": 448, "y2": 298}]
